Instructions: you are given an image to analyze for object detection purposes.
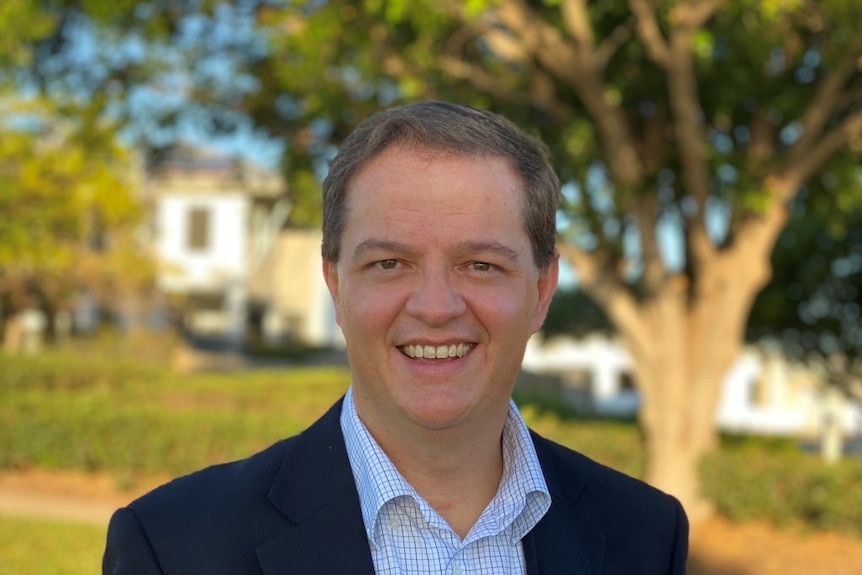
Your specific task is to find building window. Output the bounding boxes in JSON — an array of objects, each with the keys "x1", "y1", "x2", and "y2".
[{"x1": 187, "y1": 207, "x2": 210, "y2": 250}]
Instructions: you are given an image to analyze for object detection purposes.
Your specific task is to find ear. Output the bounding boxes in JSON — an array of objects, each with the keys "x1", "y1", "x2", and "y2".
[
  {"x1": 530, "y1": 253, "x2": 559, "y2": 334},
  {"x1": 322, "y1": 259, "x2": 343, "y2": 327}
]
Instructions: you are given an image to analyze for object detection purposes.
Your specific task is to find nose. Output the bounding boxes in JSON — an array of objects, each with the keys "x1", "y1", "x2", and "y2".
[{"x1": 404, "y1": 269, "x2": 467, "y2": 326}]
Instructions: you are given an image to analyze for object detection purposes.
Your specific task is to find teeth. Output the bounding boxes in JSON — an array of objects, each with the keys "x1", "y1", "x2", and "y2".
[{"x1": 402, "y1": 343, "x2": 472, "y2": 359}]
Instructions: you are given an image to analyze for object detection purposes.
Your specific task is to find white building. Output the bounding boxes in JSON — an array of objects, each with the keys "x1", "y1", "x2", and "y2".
[
  {"x1": 146, "y1": 147, "x2": 340, "y2": 349},
  {"x1": 521, "y1": 334, "x2": 861, "y2": 440}
]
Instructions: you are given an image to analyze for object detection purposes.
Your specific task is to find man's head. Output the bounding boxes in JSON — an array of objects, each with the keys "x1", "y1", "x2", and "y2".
[{"x1": 322, "y1": 101, "x2": 560, "y2": 269}]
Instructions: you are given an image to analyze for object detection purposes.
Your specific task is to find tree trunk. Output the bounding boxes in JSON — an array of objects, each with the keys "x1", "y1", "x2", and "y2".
[
  {"x1": 2, "y1": 313, "x2": 24, "y2": 354},
  {"x1": 619, "y1": 256, "x2": 770, "y2": 523},
  {"x1": 633, "y1": 339, "x2": 729, "y2": 522}
]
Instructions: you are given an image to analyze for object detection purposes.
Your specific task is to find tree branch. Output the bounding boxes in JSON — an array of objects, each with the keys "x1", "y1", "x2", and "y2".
[
  {"x1": 560, "y1": 0, "x2": 593, "y2": 48},
  {"x1": 785, "y1": 33, "x2": 862, "y2": 169},
  {"x1": 780, "y1": 109, "x2": 862, "y2": 199},
  {"x1": 435, "y1": 55, "x2": 575, "y2": 123},
  {"x1": 558, "y1": 242, "x2": 650, "y2": 354},
  {"x1": 628, "y1": 0, "x2": 670, "y2": 68},
  {"x1": 671, "y1": 0, "x2": 726, "y2": 29},
  {"x1": 494, "y1": 0, "x2": 644, "y2": 188},
  {"x1": 633, "y1": 191, "x2": 666, "y2": 295},
  {"x1": 594, "y1": 18, "x2": 636, "y2": 70},
  {"x1": 666, "y1": 2, "x2": 715, "y2": 266},
  {"x1": 747, "y1": 106, "x2": 777, "y2": 163}
]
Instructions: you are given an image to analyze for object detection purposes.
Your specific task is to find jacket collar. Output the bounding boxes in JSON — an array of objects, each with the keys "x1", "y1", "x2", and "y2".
[
  {"x1": 256, "y1": 398, "x2": 376, "y2": 575},
  {"x1": 524, "y1": 432, "x2": 606, "y2": 575}
]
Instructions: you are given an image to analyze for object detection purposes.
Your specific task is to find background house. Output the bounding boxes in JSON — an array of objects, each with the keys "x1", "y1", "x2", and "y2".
[
  {"x1": 521, "y1": 334, "x2": 862, "y2": 445},
  {"x1": 146, "y1": 147, "x2": 340, "y2": 351}
]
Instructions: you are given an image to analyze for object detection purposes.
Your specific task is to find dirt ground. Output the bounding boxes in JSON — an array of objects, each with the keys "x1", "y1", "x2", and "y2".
[{"x1": 1, "y1": 469, "x2": 861, "y2": 574}]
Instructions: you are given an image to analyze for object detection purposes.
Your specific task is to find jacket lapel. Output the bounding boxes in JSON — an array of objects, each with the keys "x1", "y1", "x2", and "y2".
[
  {"x1": 256, "y1": 399, "x2": 376, "y2": 575},
  {"x1": 523, "y1": 493, "x2": 607, "y2": 575},
  {"x1": 524, "y1": 435, "x2": 606, "y2": 575}
]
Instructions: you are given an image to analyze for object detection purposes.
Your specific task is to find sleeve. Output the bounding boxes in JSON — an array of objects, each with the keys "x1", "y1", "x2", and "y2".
[
  {"x1": 103, "y1": 507, "x2": 166, "y2": 575},
  {"x1": 668, "y1": 497, "x2": 690, "y2": 575}
]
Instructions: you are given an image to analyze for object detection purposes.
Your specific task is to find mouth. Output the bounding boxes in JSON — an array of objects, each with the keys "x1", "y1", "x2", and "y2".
[{"x1": 400, "y1": 343, "x2": 475, "y2": 359}]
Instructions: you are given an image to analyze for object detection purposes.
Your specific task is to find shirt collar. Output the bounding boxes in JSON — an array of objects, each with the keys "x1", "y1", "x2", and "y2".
[{"x1": 340, "y1": 387, "x2": 551, "y2": 546}]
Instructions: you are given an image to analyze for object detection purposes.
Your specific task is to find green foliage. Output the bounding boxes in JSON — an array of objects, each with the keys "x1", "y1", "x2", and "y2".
[
  {"x1": 0, "y1": 0, "x2": 57, "y2": 70},
  {"x1": 0, "y1": 352, "x2": 351, "y2": 476},
  {"x1": 519, "y1": 401, "x2": 645, "y2": 479},
  {"x1": 748, "y1": 205, "x2": 862, "y2": 358},
  {"x1": 0, "y1": 96, "x2": 151, "y2": 319},
  {"x1": 0, "y1": 516, "x2": 105, "y2": 575},
  {"x1": 542, "y1": 287, "x2": 614, "y2": 339},
  {"x1": 702, "y1": 435, "x2": 862, "y2": 536}
]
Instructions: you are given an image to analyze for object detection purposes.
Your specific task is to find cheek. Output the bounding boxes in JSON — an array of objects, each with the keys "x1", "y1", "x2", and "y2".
[
  {"x1": 339, "y1": 284, "x2": 404, "y2": 336},
  {"x1": 469, "y1": 288, "x2": 537, "y2": 338}
]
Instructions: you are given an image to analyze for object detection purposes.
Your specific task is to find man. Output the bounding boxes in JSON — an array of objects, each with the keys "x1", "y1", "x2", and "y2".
[{"x1": 103, "y1": 101, "x2": 688, "y2": 574}]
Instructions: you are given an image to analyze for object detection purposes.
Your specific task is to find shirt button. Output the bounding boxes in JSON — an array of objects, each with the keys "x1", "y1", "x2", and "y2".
[{"x1": 452, "y1": 564, "x2": 464, "y2": 575}]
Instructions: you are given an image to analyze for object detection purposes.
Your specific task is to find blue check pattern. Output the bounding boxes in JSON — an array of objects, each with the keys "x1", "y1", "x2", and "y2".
[{"x1": 341, "y1": 388, "x2": 551, "y2": 574}]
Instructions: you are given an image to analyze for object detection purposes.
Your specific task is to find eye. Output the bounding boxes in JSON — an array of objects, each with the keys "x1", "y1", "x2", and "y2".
[
  {"x1": 376, "y1": 259, "x2": 399, "y2": 270},
  {"x1": 471, "y1": 262, "x2": 494, "y2": 272}
]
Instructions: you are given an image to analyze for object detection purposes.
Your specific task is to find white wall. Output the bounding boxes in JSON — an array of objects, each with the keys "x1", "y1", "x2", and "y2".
[
  {"x1": 523, "y1": 335, "x2": 861, "y2": 437},
  {"x1": 156, "y1": 193, "x2": 250, "y2": 291}
]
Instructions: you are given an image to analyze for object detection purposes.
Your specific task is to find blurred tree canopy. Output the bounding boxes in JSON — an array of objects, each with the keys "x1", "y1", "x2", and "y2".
[
  {"x1": 9, "y1": 0, "x2": 861, "y2": 517},
  {"x1": 748, "y1": 199, "x2": 862, "y2": 360},
  {"x1": 0, "y1": 1, "x2": 152, "y2": 347},
  {"x1": 0, "y1": 96, "x2": 150, "y2": 345}
]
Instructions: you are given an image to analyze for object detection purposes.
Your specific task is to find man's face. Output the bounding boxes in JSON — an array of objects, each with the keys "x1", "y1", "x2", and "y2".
[{"x1": 324, "y1": 145, "x2": 558, "y2": 438}]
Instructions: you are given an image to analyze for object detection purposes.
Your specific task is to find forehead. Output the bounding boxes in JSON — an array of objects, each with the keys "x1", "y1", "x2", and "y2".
[
  {"x1": 341, "y1": 145, "x2": 530, "y2": 253},
  {"x1": 348, "y1": 143, "x2": 525, "y2": 203},
  {"x1": 347, "y1": 145, "x2": 525, "y2": 211}
]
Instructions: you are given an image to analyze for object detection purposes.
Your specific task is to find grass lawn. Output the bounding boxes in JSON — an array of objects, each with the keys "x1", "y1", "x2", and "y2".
[{"x1": 0, "y1": 516, "x2": 105, "y2": 575}]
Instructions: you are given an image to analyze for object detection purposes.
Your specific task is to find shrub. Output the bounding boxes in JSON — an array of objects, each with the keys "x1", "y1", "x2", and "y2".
[
  {"x1": 0, "y1": 351, "x2": 350, "y2": 476},
  {"x1": 702, "y1": 435, "x2": 862, "y2": 536}
]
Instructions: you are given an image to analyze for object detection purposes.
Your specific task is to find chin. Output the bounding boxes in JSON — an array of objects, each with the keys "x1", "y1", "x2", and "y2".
[{"x1": 402, "y1": 395, "x2": 479, "y2": 430}]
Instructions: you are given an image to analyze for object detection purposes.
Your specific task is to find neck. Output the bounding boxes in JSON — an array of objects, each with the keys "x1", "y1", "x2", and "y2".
[{"x1": 359, "y1": 405, "x2": 509, "y2": 538}]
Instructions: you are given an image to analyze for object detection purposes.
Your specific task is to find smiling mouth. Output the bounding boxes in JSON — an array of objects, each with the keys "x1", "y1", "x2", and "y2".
[{"x1": 400, "y1": 343, "x2": 474, "y2": 359}]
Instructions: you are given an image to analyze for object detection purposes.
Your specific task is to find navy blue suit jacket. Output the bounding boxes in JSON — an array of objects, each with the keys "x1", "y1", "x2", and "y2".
[{"x1": 103, "y1": 399, "x2": 688, "y2": 574}]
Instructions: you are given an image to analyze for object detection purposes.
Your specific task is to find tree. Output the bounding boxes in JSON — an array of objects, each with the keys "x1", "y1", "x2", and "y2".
[
  {"x1": 238, "y1": 0, "x2": 862, "y2": 519},
  {"x1": 0, "y1": 0, "x2": 183, "y2": 350},
  {"x1": 0, "y1": 96, "x2": 150, "y2": 351},
  {"x1": 543, "y1": 286, "x2": 614, "y2": 339}
]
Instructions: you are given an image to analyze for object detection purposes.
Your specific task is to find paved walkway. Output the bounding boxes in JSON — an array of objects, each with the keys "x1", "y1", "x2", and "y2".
[
  {"x1": 0, "y1": 491, "x2": 118, "y2": 526},
  {"x1": 0, "y1": 470, "x2": 152, "y2": 527}
]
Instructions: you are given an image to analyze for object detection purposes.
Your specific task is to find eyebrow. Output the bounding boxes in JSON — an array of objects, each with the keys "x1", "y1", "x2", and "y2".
[
  {"x1": 352, "y1": 238, "x2": 521, "y2": 263},
  {"x1": 353, "y1": 239, "x2": 415, "y2": 260},
  {"x1": 457, "y1": 240, "x2": 521, "y2": 263}
]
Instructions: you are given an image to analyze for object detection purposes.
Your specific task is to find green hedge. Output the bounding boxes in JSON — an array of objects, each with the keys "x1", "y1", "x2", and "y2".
[
  {"x1": 2, "y1": 350, "x2": 861, "y2": 536},
  {"x1": 702, "y1": 435, "x2": 862, "y2": 536},
  {"x1": 0, "y1": 351, "x2": 350, "y2": 476}
]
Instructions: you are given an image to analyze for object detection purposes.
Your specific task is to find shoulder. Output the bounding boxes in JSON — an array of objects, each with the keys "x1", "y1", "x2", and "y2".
[
  {"x1": 133, "y1": 436, "x2": 295, "y2": 515},
  {"x1": 528, "y1": 432, "x2": 689, "y2": 574},
  {"x1": 104, "y1": 437, "x2": 301, "y2": 574},
  {"x1": 128, "y1": 398, "x2": 345, "y2": 520},
  {"x1": 105, "y1": 400, "x2": 351, "y2": 574}
]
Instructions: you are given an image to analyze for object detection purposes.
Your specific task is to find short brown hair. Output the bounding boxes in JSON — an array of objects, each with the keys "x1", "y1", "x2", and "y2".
[{"x1": 321, "y1": 101, "x2": 560, "y2": 268}]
